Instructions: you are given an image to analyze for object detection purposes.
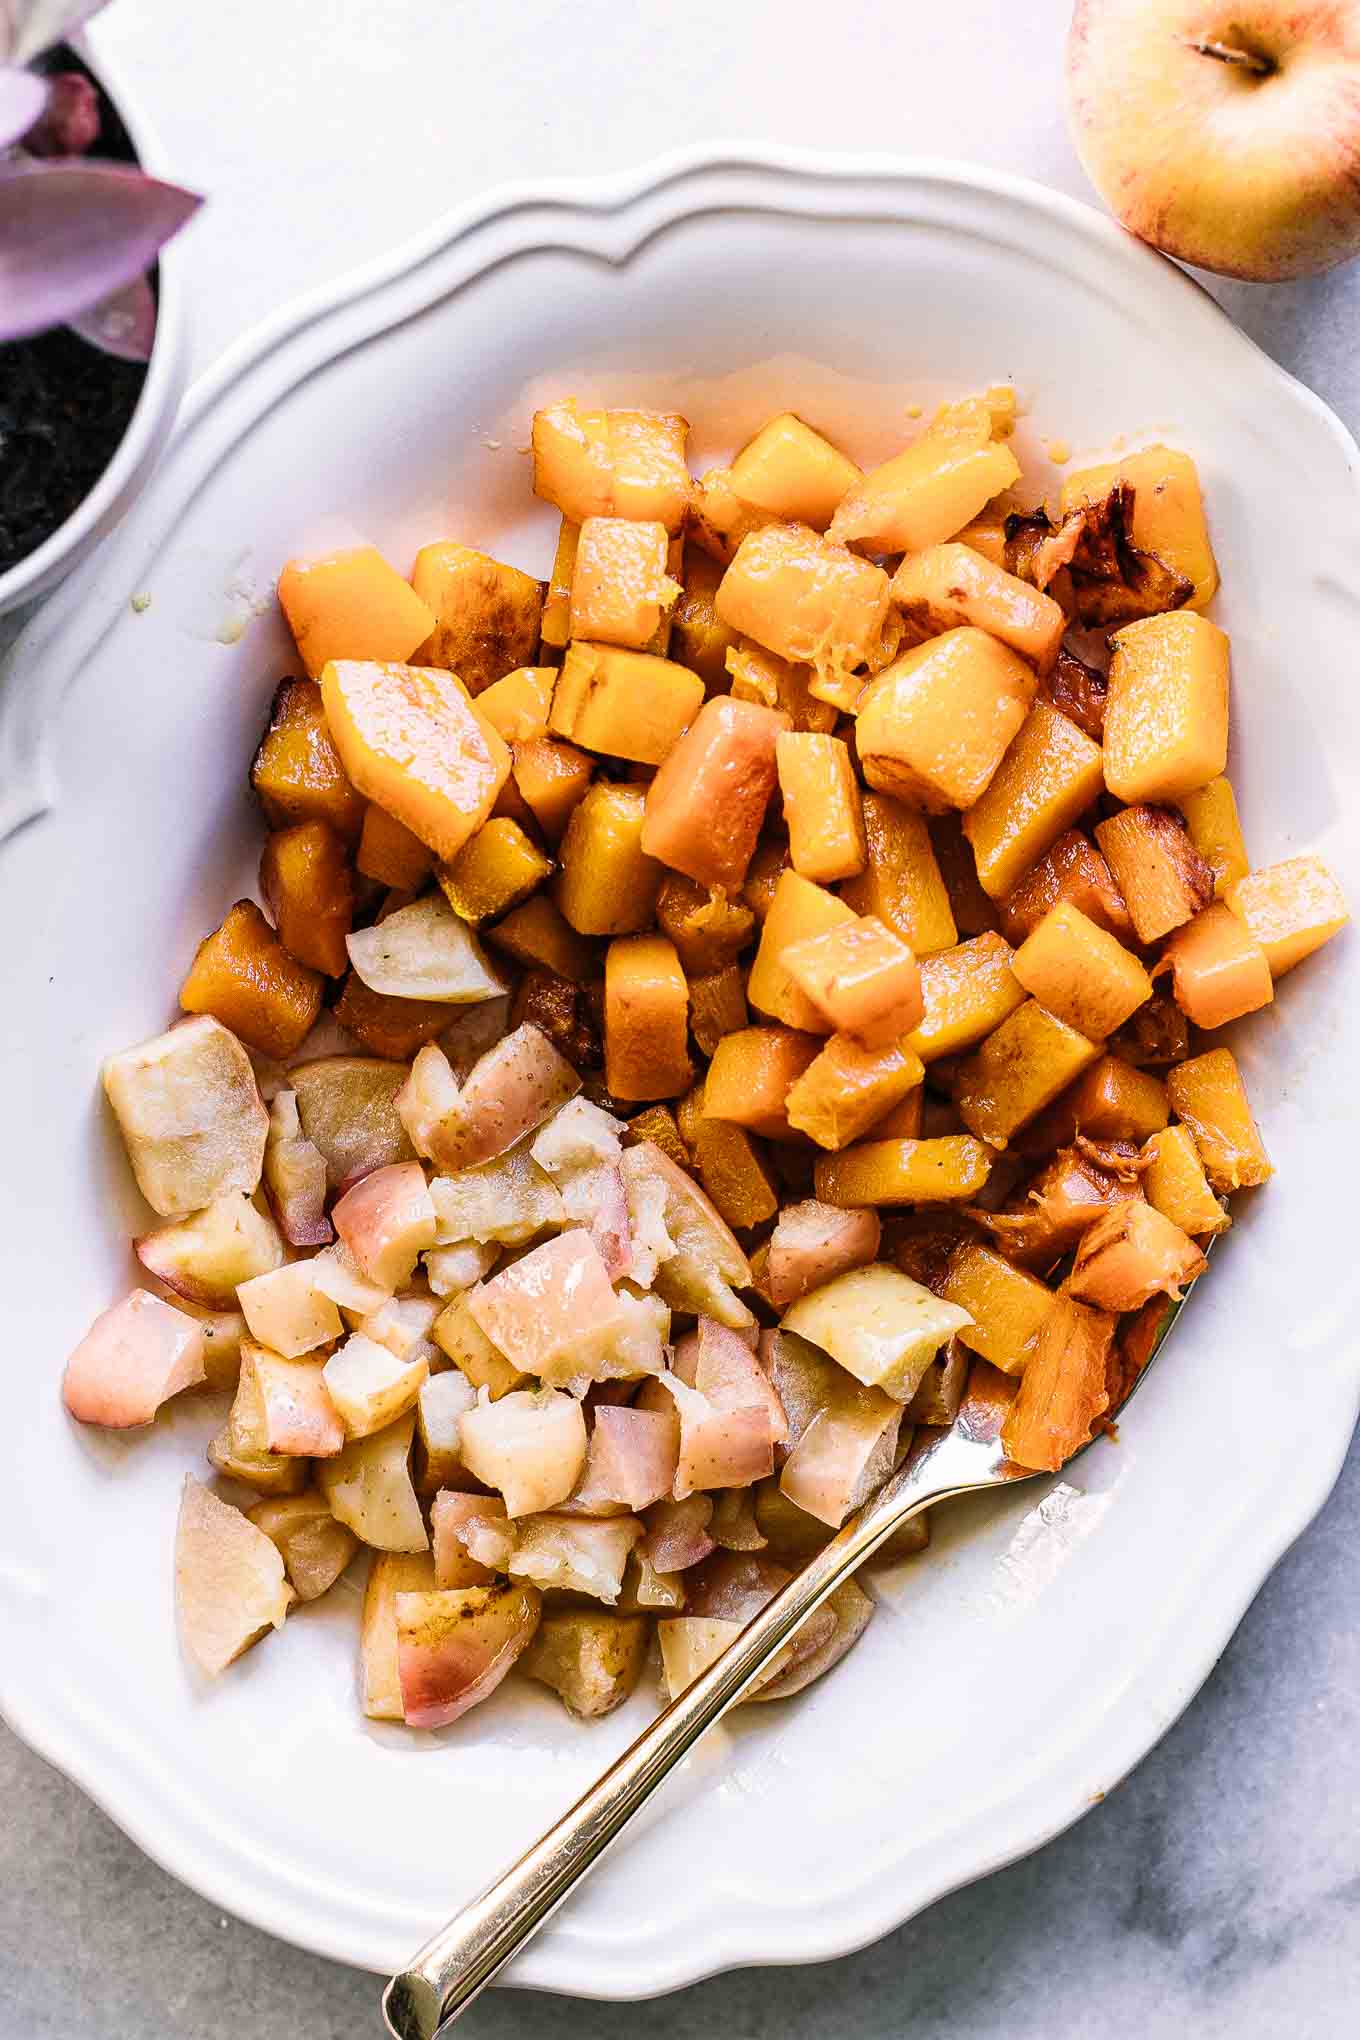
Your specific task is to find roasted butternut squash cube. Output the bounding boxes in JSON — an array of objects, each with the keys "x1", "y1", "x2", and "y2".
[
  {"x1": 566, "y1": 517, "x2": 680, "y2": 650},
  {"x1": 714, "y1": 523, "x2": 893, "y2": 682},
  {"x1": 1225, "y1": 854, "x2": 1349, "y2": 976},
  {"x1": 1140, "y1": 1123, "x2": 1230, "y2": 1236},
  {"x1": 689, "y1": 465, "x2": 773, "y2": 564},
  {"x1": 438, "y1": 817, "x2": 551, "y2": 926},
  {"x1": 814, "y1": 1134, "x2": 992, "y2": 1207},
  {"x1": 550, "y1": 642, "x2": 704, "y2": 765},
  {"x1": 540, "y1": 519, "x2": 579, "y2": 650},
  {"x1": 670, "y1": 544, "x2": 741, "y2": 691},
  {"x1": 1021, "y1": 1053, "x2": 1169, "y2": 1153},
  {"x1": 181, "y1": 900, "x2": 322, "y2": 1059},
  {"x1": 356, "y1": 803, "x2": 434, "y2": 890},
  {"x1": 690, "y1": 1115, "x2": 780, "y2": 1230},
  {"x1": 511, "y1": 736, "x2": 593, "y2": 843},
  {"x1": 604, "y1": 934, "x2": 692, "y2": 1101},
  {"x1": 655, "y1": 872, "x2": 754, "y2": 976},
  {"x1": 827, "y1": 395, "x2": 1021, "y2": 553},
  {"x1": 1179, "y1": 776, "x2": 1249, "y2": 899},
  {"x1": 904, "y1": 932, "x2": 1025, "y2": 1061},
  {"x1": 955, "y1": 999, "x2": 1102, "y2": 1147},
  {"x1": 942, "y1": 1243, "x2": 1055, "y2": 1375},
  {"x1": 728, "y1": 412, "x2": 861, "y2": 529},
  {"x1": 259, "y1": 821, "x2": 354, "y2": 977},
  {"x1": 742, "y1": 836, "x2": 792, "y2": 924},
  {"x1": 1011, "y1": 901, "x2": 1152, "y2": 1039},
  {"x1": 786, "y1": 1034, "x2": 926, "y2": 1150},
  {"x1": 964, "y1": 703, "x2": 1106, "y2": 899},
  {"x1": 929, "y1": 814, "x2": 999, "y2": 936},
  {"x1": 625, "y1": 1103, "x2": 690, "y2": 1170},
  {"x1": 1068, "y1": 1198, "x2": 1206, "y2": 1313},
  {"x1": 1103, "y1": 611, "x2": 1230, "y2": 804},
  {"x1": 410, "y1": 542, "x2": 543, "y2": 695},
  {"x1": 726, "y1": 638, "x2": 837, "y2": 733},
  {"x1": 488, "y1": 893, "x2": 597, "y2": 982},
  {"x1": 855, "y1": 627, "x2": 1035, "y2": 813},
  {"x1": 320, "y1": 660, "x2": 509, "y2": 864},
  {"x1": 641, "y1": 696, "x2": 788, "y2": 892},
  {"x1": 1095, "y1": 804, "x2": 1213, "y2": 943},
  {"x1": 1061, "y1": 445, "x2": 1218, "y2": 609},
  {"x1": 781, "y1": 916, "x2": 923, "y2": 1046},
  {"x1": 891, "y1": 544, "x2": 1066, "y2": 674},
  {"x1": 1000, "y1": 1294, "x2": 1113, "y2": 1473},
  {"x1": 475, "y1": 666, "x2": 557, "y2": 744},
  {"x1": 1165, "y1": 1048, "x2": 1272, "y2": 1191},
  {"x1": 1161, "y1": 902, "x2": 1273, "y2": 1028},
  {"x1": 776, "y1": 732, "x2": 866, "y2": 882},
  {"x1": 954, "y1": 509, "x2": 1010, "y2": 567},
  {"x1": 866, "y1": 1086, "x2": 925, "y2": 1140},
  {"x1": 251, "y1": 678, "x2": 365, "y2": 843},
  {"x1": 841, "y1": 793, "x2": 957, "y2": 954},
  {"x1": 747, "y1": 871, "x2": 857, "y2": 1031},
  {"x1": 688, "y1": 966, "x2": 748, "y2": 1058},
  {"x1": 277, "y1": 546, "x2": 434, "y2": 679},
  {"x1": 997, "y1": 829, "x2": 1133, "y2": 946},
  {"x1": 333, "y1": 973, "x2": 453, "y2": 1058},
  {"x1": 703, "y1": 1025, "x2": 822, "y2": 1140},
  {"x1": 532, "y1": 400, "x2": 690, "y2": 531},
  {"x1": 555, "y1": 782, "x2": 662, "y2": 935}
]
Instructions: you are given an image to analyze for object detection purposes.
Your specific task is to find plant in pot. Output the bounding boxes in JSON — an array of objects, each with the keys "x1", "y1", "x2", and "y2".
[{"x1": 0, "y1": 0, "x2": 200, "y2": 612}]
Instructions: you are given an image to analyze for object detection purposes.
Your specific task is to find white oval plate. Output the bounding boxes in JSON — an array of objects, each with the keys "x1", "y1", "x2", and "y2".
[{"x1": 2, "y1": 151, "x2": 1359, "y2": 1998}]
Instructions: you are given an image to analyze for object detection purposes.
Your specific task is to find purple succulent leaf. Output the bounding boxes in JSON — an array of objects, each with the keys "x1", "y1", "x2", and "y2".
[
  {"x1": 3, "y1": 0, "x2": 115, "y2": 67},
  {"x1": 66, "y1": 268, "x2": 154, "y2": 359},
  {"x1": 0, "y1": 63, "x2": 46, "y2": 147},
  {"x1": 24, "y1": 67, "x2": 99, "y2": 154},
  {"x1": 0, "y1": 158, "x2": 200, "y2": 343}
]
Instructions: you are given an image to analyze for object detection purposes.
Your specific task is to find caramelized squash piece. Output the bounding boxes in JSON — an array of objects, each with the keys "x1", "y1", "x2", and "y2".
[
  {"x1": 670, "y1": 543, "x2": 741, "y2": 690},
  {"x1": 1068, "y1": 1198, "x2": 1206, "y2": 1312},
  {"x1": 955, "y1": 999, "x2": 1102, "y2": 1147},
  {"x1": 1041, "y1": 644, "x2": 1109, "y2": 743},
  {"x1": 981, "y1": 1142, "x2": 1144, "y2": 1270},
  {"x1": 703, "y1": 1026, "x2": 822, "y2": 1140},
  {"x1": 1165, "y1": 1048, "x2": 1272, "y2": 1192},
  {"x1": 1095, "y1": 804, "x2": 1213, "y2": 943},
  {"x1": 1103, "y1": 610, "x2": 1230, "y2": 804},
  {"x1": 1020, "y1": 1053, "x2": 1168, "y2": 1153},
  {"x1": 1140, "y1": 1123, "x2": 1229, "y2": 1236},
  {"x1": 746, "y1": 870, "x2": 856, "y2": 1031},
  {"x1": 532, "y1": 400, "x2": 690, "y2": 530},
  {"x1": 604, "y1": 934, "x2": 692, "y2": 1101},
  {"x1": 277, "y1": 546, "x2": 434, "y2": 679},
  {"x1": 688, "y1": 966, "x2": 749, "y2": 1058},
  {"x1": 1178, "y1": 775, "x2": 1249, "y2": 899},
  {"x1": 555, "y1": 781, "x2": 663, "y2": 936},
  {"x1": 904, "y1": 932, "x2": 1025, "y2": 1061},
  {"x1": 776, "y1": 732, "x2": 866, "y2": 882},
  {"x1": 891, "y1": 543, "x2": 1066, "y2": 673},
  {"x1": 439, "y1": 817, "x2": 552, "y2": 925},
  {"x1": 786, "y1": 1034, "x2": 926, "y2": 1150},
  {"x1": 1000, "y1": 1293, "x2": 1113, "y2": 1473},
  {"x1": 715, "y1": 523, "x2": 893, "y2": 681},
  {"x1": 251, "y1": 678, "x2": 365, "y2": 843},
  {"x1": 475, "y1": 665, "x2": 557, "y2": 743},
  {"x1": 689, "y1": 465, "x2": 773, "y2": 564},
  {"x1": 641, "y1": 697, "x2": 788, "y2": 892},
  {"x1": 488, "y1": 894, "x2": 597, "y2": 983},
  {"x1": 856, "y1": 627, "x2": 1035, "y2": 813},
  {"x1": 742, "y1": 836, "x2": 792, "y2": 923},
  {"x1": 690, "y1": 1116, "x2": 781, "y2": 1231},
  {"x1": 726, "y1": 636, "x2": 836, "y2": 733},
  {"x1": 841, "y1": 793, "x2": 957, "y2": 954},
  {"x1": 625, "y1": 1103, "x2": 689, "y2": 1170},
  {"x1": 181, "y1": 901, "x2": 323, "y2": 1059},
  {"x1": 866, "y1": 1087, "x2": 924, "y2": 1140},
  {"x1": 781, "y1": 916, "x2": 923, "y2": 1046},
  {"x1": 568, "y1": 518, "x2": 679, "y2": 648},
  {"x1": 510, "y1": 969, "x2": 599, "y2": 1071},
  {"x1": 1160, "y1": 902, "x2": 1273, "y2": 1028},
  {"x1": 964, "y1": 702, "x2": 1106, "y2": 899},
  {"x1": 259, "y1": 821, "x2": 354, "y2": 977},
  {"x1": 942, "y1": 1243, "x2": 1055, "y2": 1375},
  {"x1": 998, "y1": 829, "x2": 1133, "y2": 946},
  {"x1": 1225, "y1": 854, "x2": 1349, "y2": 976},
  {"x1": 1060, "y1": 445, "x2": 1218, "y2": 609},
  {"x1": 728, "y1": 412, "x2": 861, "y2": 528},
  {"x1": 814, "y1": 1135, "x2": 992, "y2": 1207},
  {"x1": 953, "y1": 508, "x2": 1010, "y2": 567},
  {"x1": 828, "y1": 394, "x2": 1021, "y2": 553},
  {"x1": 410, "y1": 541, "x2": 543, "y2": 695},
  {"x1": 655, "y1": 872, "x2": 754, "y2": 976},
  {"x1": 550, "y1": 642, "x2": 704, "y2": 764},
  {"x1": 511, "y1": 736, "x2": 593, "y2": 843},
  {"x1": 540, "y1": 519, "x2": 579, "y2": 650},
  {"x1": 356, "y1": 803, "x2": 434, "y2": 890},
  {"x1": 333, "y1": 974, "x2": 454, "y2": 1059},
  {"x1": 1011, "y1": 900, "x2": 1152, "y2": 1039}
]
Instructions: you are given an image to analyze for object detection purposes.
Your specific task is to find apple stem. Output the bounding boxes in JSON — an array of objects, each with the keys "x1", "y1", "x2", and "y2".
[{"x1": 1184, "y1": 36, "x2": 1274, "y2": 76}]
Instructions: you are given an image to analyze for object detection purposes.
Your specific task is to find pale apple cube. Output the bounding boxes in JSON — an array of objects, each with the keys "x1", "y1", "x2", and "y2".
[
  {"x1": 323, "y1": 1333, "x2": 428, "y2": 1439},
  {"x1": 416, "y1": 1371, "x2": 479, "y2": 1498},
  {"x1": 262, "y1": 1088, "x2": 331, "y2": 1247},
  {"x1": 458, "y1": 1387, "x2": 588, "y2": 1516},
  {"x1": 175, "y1": 1475, "x2": 292, "y2": 1677},
  {"x1": 310, "y1": 1240, "x2": 392, "y2": 1315},
  {"x1": 529, "y1": 1096, "x2": 626, "y2": 1179},
  {"x1": 237, "y1": 1260, "x2": 342, "y2": 1358},
  {"x1": 395, "y1": 1041, "x2": 464, "y2": 1165},
  {"x1": 62, "y1": 1289, "x2": 206, "y2": 1429},
  {"x1": 246, "y1": 1491, "x2": 358, "y2": 1602},
  {"x1": 781, "y1": 1265, "x2": 972, "y2": 1402},
  {"x1": 332, "y1": 1161, "x2": 437, "y2": 1288},
  {"x1": 501, "y1": 1514, "x2": 643, "y2": 1604},
  {"x1": 359, "y1": 1289, "x2": 441, "y2": 1363},
  {"x1": 431, "y1": 1292, "x2": 528, "y2": 1398},
  {"x1": 231, "y1": 1341, "x2": 345, "y2": 1458},
  {"x1": 621, "y1": 1166, "x2": 677, "y2": 1288},
  {"x1": 423, "y1": 1238, "x2": 498, "y2": 1298},
  {"x1": 317, "y1": 1411, "x2": 428, "y2": 1551},
  {"x1": 435, "y1": 1024, "x2": 582, "y2": 1171},
  {"x1": 467, "y1": 1230, "x2": 648, "y2": 1389},
  {"x1": 345, "y1": 892, "x2": 505, "y2": 1004},
  {"x1": 135, "y1": 1192, "x2": 284, "y2": 1309},
  {"x1": 429, "y1": 1146, "x2": 564, "y2": 1246},
  {"x1": 430, "y1": 1489, "x2": 508, "y2": 1586},
  {"x1": 102, "y1": 1014, "x2": 269, "y2": 1218}
]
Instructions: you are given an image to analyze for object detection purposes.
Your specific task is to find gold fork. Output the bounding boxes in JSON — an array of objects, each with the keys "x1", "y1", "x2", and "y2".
[{"x1": 383, "y1": 1289, "x2": 1188, "y2": 2039}]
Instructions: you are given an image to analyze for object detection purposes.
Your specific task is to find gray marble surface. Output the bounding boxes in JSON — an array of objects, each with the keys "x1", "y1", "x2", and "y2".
[{"x1": 5, "y1": 1, "x2": 1360, "y2": 2033}]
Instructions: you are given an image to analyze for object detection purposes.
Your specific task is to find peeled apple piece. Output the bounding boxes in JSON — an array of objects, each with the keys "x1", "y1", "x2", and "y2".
[
  {"x1": 175, "y1": 1476, "x2": 293, "y2": 1677},
  {"x1": 782, "y1": 1264, "x2": 971, "y2": 1402},
  {"x1": 317, "y1": 1411, "x2": 428, "y2": 1551},
  {"x1": 135, "y1": 1192, "x2": 284, "y2": 1309},
  {"x1": 345, "y1": 893, "x2": 504, "y2": 1004},
  {"x1": 102, "y1": 1014, "x2": 269, "y2": 1218}
]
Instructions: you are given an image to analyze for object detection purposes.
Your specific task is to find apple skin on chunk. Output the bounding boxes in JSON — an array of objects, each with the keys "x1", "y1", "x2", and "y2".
[
  {"x1": 136, "y1": 1193, "x2": 284, "y2": 1309},
  {"x1": 63, "y1": 1290, "x2": 206, "y2": 1429},
  {"x1": 395, "y1": 1580, "x2": 542, "y2": 1730}
]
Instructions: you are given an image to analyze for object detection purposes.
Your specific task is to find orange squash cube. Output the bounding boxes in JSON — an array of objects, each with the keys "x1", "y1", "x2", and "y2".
[
  {"x1": 259, "y1": 821, "x2": 354, "y2": 977},
  {"x1": 604, "y1": 934, "x2": 692, "y2": 1102},
  {"x1": 550, "y1": 642, "x2": 703, "y2": 765},
  {"x1": 655, "y1": 872, "x2": 754, "y2": 975},
  {"x1": 320, "y1": 660, "x2": 509, "y2": 864},
  {"x1": 942, "y1": 1243, "x2": 1055, "y2": 1375},
  {"x1": 488, "y1": 894, "x2": 596, "y2": 983},
  {"x1": 539, "y1": 518, "x2": 579, "y2": 650},
  {"x1": 999, "y1": 1294, "x2": 1113, "y2": 1473},
  {"x1": 856, "y1": 627, "x2": 1036, "y2": 812},
  {"x1": 927, "y1": 816, "x2": 998, "y2": 938},
  {"x1": 1095, "y1": 804, "x2": 1213, "y2": 943},
  {"x1": 714, "y1": 523, "x2": 893, "y2": 680},
  {"x1": 891, "y1": 544, "x2": 1066, "y2": 674},
  {"x1": 277, "y1": 546, "x2": 435, "y2": 680},
  {"x1": 1068, "y1": 1198, "x2": 1206, "y2": 1313},
  {"x1": 703, "y1": 1025, "x2": 822, "y2": 1139},
  {"x1": 181, "y1": 900, "x2": 323, "y2": 1059},
  {"x1": 689, "y1": 466, "x2": 773, "y2": 564},
  {"x1": 727, "y1": 412, "x2": 861, "y2": 529},
  {"x1": 409, "y1": 542, "x2": 543, "y2": 696},
  {"x1": 438, "y1": 817, "x2": 551, "y2": 926},
  {"x1": 780, "y1": 916, "x2": 923, "y2": 1047},
  {"x1": 1103, "y1": 611, "x2": 1230, "y2": 804},
  {"x1": 828, "y1": 396, "x2": 1021, "y2": 553},
  {"x1": 955, "y1": 999, "x2": 1102, "y2": 1147},
  {"x1": 1021, "y1": 1053, "x2": 1169, "y2": 1153},
  {"x1": 726, "y1": 637, "x2": 836, "y2": 733},
  {"x1": 356, "y1": 803, "x2": 434, "y2": 890},
  {"x1": 690, "y1": 1114, "x2": 780, "y2": 1231},
  {"x1": 1166, "y1": 1048, "x2": 1272, "y2": 1192},
  {"x1": 1140, "y1": 1123, "x2": 1230, "y2": 1236},
  {"x1": 775, "y1": 732, "x2": 866, "y2": 883},
  {"x1": 964, "y1": 702, "x2": 1106, "y2": 899},
  {"x1": 841, "y1": 793, "x2": 957, "y2": 954},
  {"x1": 531, "y1": 400, "x2": 690, "y2": 531},
  {"x1": 954, "y1": 509, "x2": 1010, "y2": 566},
  {"x1": 786, "y1": 1034, "x2": 927, "y2": 1150},
  {"x1": 813, "y1": 1134, "x2": 992, "y2": 1207},
  {"x1": 1225, "y1": 854, "x2": 1349, "y2": 976},
  {"x1": 1161, "y1": 902, "x2": 1273, "y2": 1028},
  {"x1": 333, "y1": 973, "x2": 453, "y2": 1059},
  {"x1": 1179, "y1": 775, "x2": 1249, "y2": 898},
  {"x1": 251, "y1": 678, "x2": 365, "y2": 843},
  {"x1": 555, "y1": 782, "x2": 663, "y2": 936},
  {"x1": 866, "y1": 1087, "x2": 925, "y2": 1140},
  {"x1": 741, "y1": 837, "x2": 792, "y2": 924},
  {"x1": 746, "y1": 871, "x2": 856, "y2": 1031},
  {"x1": 688, "y1": 965, "x2": 749, "y2": 1058},
  {"x1": 625, "y1": 1103, "x2": 690, "y2": 1170},
  {"x1": 566, "y1": 517, "x2": 680, "y2": 649},
  {"x1": 475, "y1": 666, "x2": 557, "y2": 744},
  {"x1": 1061, "y1": 445, "x2": 1218, "y2": 609},
  {"x1": 1011, "y1": 900, "x2": 1152, "y2": 1039},
  {"x1": 641, "y1": 696, "x2": 788, "y2": 892},
  {"x1": 511, "y1": 736, "x2": 593, "y2": 843},
  {"x1": 997, "y1": 828, "x2": 1133, "y2": 946},
  {"x1": 905, "y1": 932, "x2": 1025, "y2": 1061},
  {"x1": 671, "y1": 544, "x2": 741, "y2": 691}
]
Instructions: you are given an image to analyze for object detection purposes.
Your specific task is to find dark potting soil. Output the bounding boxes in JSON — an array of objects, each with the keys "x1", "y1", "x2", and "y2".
[{"x1": 0, "y1": 46, "x2": 150, "y2": 577}]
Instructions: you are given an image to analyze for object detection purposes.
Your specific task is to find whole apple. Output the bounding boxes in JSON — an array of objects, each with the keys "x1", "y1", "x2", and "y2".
[{"x1": 1066, "y1": 0, "x2": 1360, "y2": 279}]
